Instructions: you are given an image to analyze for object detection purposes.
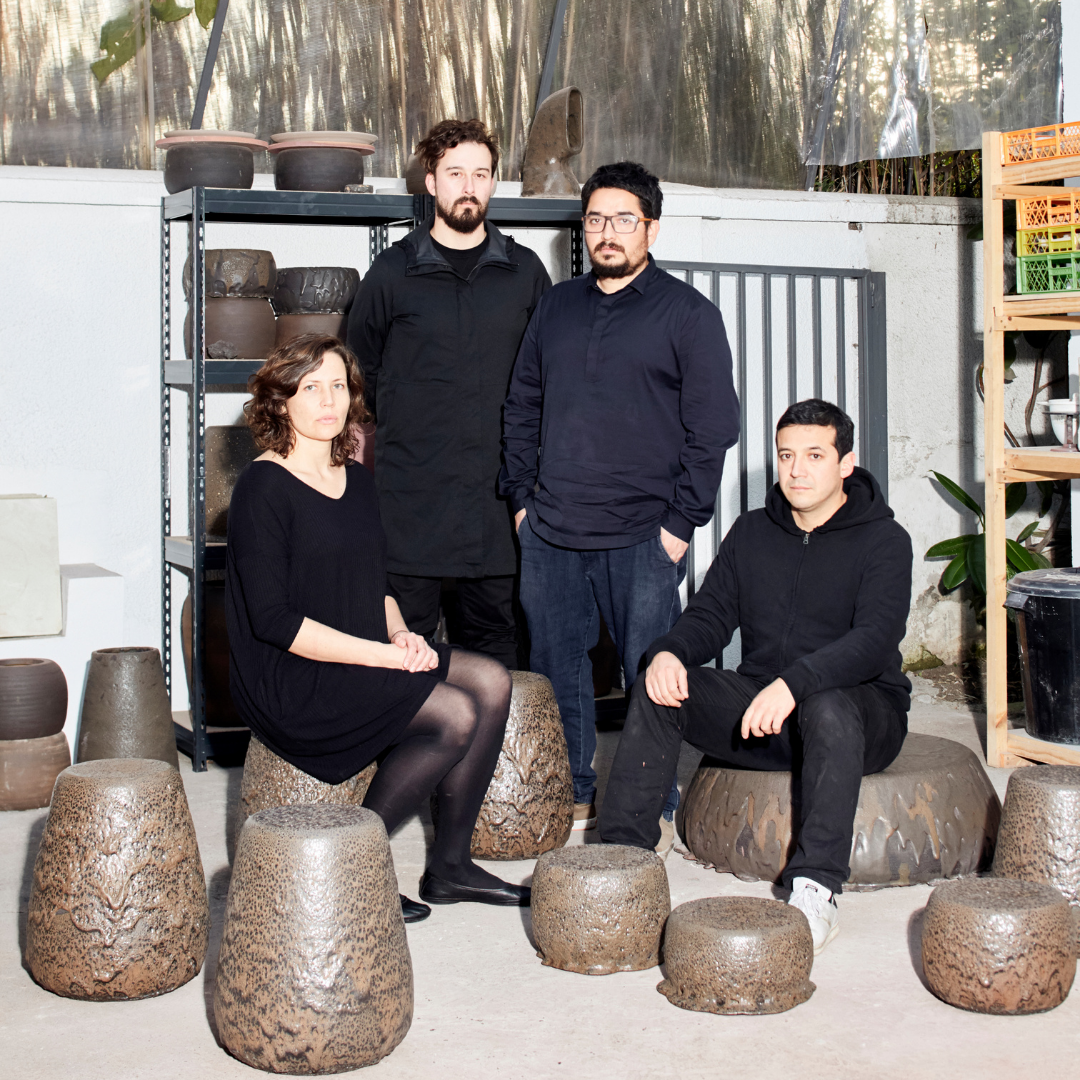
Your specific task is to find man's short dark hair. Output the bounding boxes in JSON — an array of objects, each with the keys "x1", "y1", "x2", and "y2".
[
  {"x1": 416, "y1": 118, "x2": 500, "y2": 176},
  {"x1": 581, "y1": 161, "x2": 663, "y2": 221},
  {"x1": 776, "y1": 399, "x2": 855, "y2": 459}
]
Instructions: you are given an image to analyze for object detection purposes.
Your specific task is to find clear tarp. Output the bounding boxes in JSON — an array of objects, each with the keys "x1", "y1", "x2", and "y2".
[{"x1": 0, "y1": 0, "x2": 1062, "y2": 188}]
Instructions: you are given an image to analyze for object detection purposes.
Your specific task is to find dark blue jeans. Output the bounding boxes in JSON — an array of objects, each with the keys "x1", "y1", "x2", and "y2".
[{"x1": 518, "y1": 516, "x2": 686, "y2": 806}]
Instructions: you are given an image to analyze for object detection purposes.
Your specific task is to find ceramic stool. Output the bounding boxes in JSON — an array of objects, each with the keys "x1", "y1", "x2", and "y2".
[
  {"x1": 214, "y1": 805, "x2": 413, "y2": 1073},
  {"x1": 231, "y1": 737, "x2": 377, "y2": 853},
  {"x1": 921, "y1": 877, "x2": 1075, "y2": 1014},
  {"x1": 993, "y1": 766, "x2": 1080, "y2": 906},
  {"x1": 469, "y1": 671, "x2": 573, "y2": 860},
  {"x1": 77, "y1": 647, "x2": 179, "y2": 768},
  {"x1": 25, "y1": 759, "x2": 209, "y2": 999},
  {"x1": 679, "y1": 733, "x2": 1000, "y2": 888},
  {"x1": 531, "y1": 845, "x2": 670, "y2": 974},
  {"x1": 657, "y1": 897, "x2": 815, "y2": 1014}
]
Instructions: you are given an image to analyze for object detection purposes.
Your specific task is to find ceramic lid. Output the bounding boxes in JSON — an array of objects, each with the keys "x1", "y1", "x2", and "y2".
[
  {"x1": 270, "y1": 131, "x2": 378, "y2": 145},
  {"x1": 157, "y1": 134, "x2": 268, "y2": 150},
  {"x1": 1007, "y1": 567, "x2": 1080, "y2": 598},
  {"x1": 268, "y1": 140, "x2": 375, "y2": 155},
  {"x1": 165, "y1": 129, "x2": 257, "y2": 139}
]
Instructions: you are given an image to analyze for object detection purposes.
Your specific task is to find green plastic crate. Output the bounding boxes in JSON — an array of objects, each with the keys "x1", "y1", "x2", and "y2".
[
  {"x1": 1017, "y1": 251, "x2": 1080, "y2": 294},
  {"x1": 1017, "y1": 224, "x2": 1080, "y2": 256}
]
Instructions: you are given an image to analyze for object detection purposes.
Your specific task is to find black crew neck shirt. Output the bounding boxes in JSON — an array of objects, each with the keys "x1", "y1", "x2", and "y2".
[{"x1": 431, "y1": 232, "x2": 490, "y2": 279}]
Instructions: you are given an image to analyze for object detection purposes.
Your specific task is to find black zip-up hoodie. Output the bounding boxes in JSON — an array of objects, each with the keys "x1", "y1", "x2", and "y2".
[{"x1": 647, "y1": 467, "x2": 913, "y2": 718}]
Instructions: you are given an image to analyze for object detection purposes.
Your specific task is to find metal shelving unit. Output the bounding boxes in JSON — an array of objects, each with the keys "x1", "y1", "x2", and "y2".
[{"x1": 161, "y1": 186, "x2": 584, "y2": 770}]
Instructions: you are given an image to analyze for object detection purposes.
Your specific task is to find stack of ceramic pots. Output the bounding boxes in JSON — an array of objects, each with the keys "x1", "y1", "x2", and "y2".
[
  {"x1": 184, "y1": 249, "x2": 278, "y2": 359},
  {"x1": 0, "y1": 659, "x2": 70, "y2": 810},
  {"x1": 269, "y1": 132, "x2": 377, "y2": 192},
  {"x1": 272, "y1": 267, "x2": 360, "y2": 345},
  {"x1": 156, "y1": 130, "x2": 269, "y2": 194}
]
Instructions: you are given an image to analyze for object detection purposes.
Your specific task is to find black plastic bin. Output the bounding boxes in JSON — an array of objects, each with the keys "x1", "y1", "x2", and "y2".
[{"x1": 1005, "y1": 567, "x2": 1080, "y2": 745}]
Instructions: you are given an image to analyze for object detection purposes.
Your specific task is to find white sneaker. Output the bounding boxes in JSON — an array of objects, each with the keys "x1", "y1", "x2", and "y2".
[{"x1": 788, "y1": 876, "x2": 839, "y2": 955}]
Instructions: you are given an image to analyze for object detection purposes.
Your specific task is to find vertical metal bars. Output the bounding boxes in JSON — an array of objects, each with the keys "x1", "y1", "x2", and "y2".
[
  {"x1": 189, "y1": 188, "x2": 207, "y2": 770},
  {"x1": 160, "y1": 209, "x2": 172, "y2": 702}
]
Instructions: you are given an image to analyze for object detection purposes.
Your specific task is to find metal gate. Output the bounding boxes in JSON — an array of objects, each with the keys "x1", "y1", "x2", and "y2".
[{"x1": 656, "y1": 261, "x2": 888, "y2": 606}]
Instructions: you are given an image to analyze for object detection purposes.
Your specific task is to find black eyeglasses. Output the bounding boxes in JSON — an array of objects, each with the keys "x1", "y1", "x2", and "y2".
[{"x1": 582, "y1": 213, "x2": 654, "y2": 234}]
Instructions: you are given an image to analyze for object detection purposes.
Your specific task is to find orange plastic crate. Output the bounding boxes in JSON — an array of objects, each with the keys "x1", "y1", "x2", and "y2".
[
  {"x1": 1003, "y1": 122, "x2": 1080, "y2": 164},
  {"x1": 1016, "y1": 191, "x2": 1080, "y2": 229},
  {"x1": 1016, "y1": 224, "x2": 1080, "y2": 256}
]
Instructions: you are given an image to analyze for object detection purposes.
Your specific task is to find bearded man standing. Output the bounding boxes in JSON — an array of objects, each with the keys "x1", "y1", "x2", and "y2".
[
  {"x1": 500, "y1": 161, "x2": 739, "y2": 837},
  {"x1": 348, "y1": 119, "x2": 550, "y2": 668}
]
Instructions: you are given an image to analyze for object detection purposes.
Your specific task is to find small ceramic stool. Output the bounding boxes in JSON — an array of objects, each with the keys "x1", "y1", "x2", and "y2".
[
  {"x1": 532, "y1": 845, "x2": 670, "y2": 975},
  {"x1": 470, "y1": 671, "x2": 573, "y2": 860},
  {"x1": 25, "y1": 759, "x2": 209, "y2": 999},
  {"x1": 0, "y1": 733, "x2": 70, "y2": 810},
  {"x1": 679, "y1": 733, "x2": 1000, "y2": 888},
  {"x1": 921, "y1": 877, "x2": 1075, "y2": 1014},
  {"x1": 77, "y1": 647, "x2": 179, "y2": 767},
  {"x1": 231, "y1": 737, "x2": 377, "y2": 852},
  {"x1": 993, "y1": 765, "x2": 1080, "y2": 906},
  {"x1": 657, "y1": 897, "x2": 815, "y2": 1014},
  {"x1": 214, "y1": 805, "x2": 413, "y2": 1073}
]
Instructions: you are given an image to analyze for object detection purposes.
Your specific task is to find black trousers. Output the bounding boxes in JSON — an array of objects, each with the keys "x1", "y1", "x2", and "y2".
[
  {"x1": 387, "y1": 572, "x2": 518, "y2": 671},
  {"x1": 598, "y1": 668, "x2": 907, "y2": 893}
]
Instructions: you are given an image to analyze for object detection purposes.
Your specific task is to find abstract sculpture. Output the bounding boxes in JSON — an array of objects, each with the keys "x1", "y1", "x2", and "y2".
[{"x1": 521, "y1": 87, "x2": 584, "y2": 198}]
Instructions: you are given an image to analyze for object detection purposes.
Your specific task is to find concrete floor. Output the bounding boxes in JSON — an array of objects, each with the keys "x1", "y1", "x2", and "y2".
[{"x1": 3, "y1": 675, "x2": 1078, "y2": 1080}]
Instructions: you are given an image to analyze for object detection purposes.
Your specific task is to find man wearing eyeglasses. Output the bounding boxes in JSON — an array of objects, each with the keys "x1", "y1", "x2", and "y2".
[{"x1": 500, "y1": 161, "x2": 739, "y2": 845}]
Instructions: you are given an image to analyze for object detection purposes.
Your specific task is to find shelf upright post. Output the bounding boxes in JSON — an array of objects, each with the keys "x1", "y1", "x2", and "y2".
[
  {"x1": 189, "y1": 187, "x2": 209, "y2": 771},
  {"x1": 982, "y1": 131, "x2": 1009, "y2": 768},
  {"x1": 570, "y1": 224, "x2": 583, "y2": 277},
  {"x1": 160, "y1": 204, "x2": 173, "y2": 705}
]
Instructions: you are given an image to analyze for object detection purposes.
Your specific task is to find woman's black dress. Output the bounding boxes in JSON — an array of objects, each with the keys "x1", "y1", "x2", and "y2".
[{"x1": 225, "y1": 459, "x2": 451, "y2": 783}]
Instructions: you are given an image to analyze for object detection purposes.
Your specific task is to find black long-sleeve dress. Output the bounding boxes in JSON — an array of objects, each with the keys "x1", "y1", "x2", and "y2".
[{"x1": 225, "y1": 459, "x2": 452, "y2": 783}]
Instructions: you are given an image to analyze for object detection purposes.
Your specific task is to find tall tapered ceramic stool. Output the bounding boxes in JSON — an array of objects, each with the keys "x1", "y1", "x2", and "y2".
[
  {"x1": 25, "y1": 759, "x2": 209, "y2": 999},
  {"x1": 531, "y1": 845, "x2": 670, "y2": 975},
  {"x1": 214, "y1": 805, "x2": 413, "y2": 1073},
  {"x1": 921, "y1": 877, "x2": 1075, "y2": 1014}
]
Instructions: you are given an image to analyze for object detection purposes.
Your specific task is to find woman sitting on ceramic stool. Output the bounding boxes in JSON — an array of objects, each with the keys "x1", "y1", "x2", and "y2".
[{"x1": 226, "y1": 334, "x2": 527, "y2": 922}]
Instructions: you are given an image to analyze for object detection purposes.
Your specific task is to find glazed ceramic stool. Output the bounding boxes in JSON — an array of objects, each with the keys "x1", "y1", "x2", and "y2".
[
  {"x1": 470, "y1": 671, "x2": 574, "y2": 860},
  {"x1": 679, "y1": 733, "x2": 1000, "y2": 888},
  {"x1": 531, "y1": 845, "x2": 670, "y2": 974},
  {"x1": 921, "y1": 877, "x2": 1075, "y2": 1014},
  {"x1": 25, "y1": 759, "x2": 209, "y2": 999},
  {"x1": 214, "y1": 805, "x2": 413, "y2": 1073},
  {"x1": 657, "y1": 897, "x2": 815, "y2": 1014},
  {"x1": 77, "y1": 647, "x2": 179, "y2": 768},
  {"x1": 231, "y1": 737, "x2": 377, "y2": 853}
]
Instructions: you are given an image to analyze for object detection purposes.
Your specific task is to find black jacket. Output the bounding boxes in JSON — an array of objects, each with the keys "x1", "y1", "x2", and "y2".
[
  {"x1": 347, "y1": 219, "x2": 551, "y2": 577},
  {"x1": 648, "y1": 468, "x2": 913, "y2": 717}
]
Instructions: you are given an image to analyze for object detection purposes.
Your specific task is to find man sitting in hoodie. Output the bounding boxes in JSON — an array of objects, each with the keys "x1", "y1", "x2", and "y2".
[{"x1": 598, "y1": 398, "x2": 912, "y2": 954}]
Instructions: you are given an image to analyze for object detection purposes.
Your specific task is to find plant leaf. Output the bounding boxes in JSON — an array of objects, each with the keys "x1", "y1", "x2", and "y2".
[
  {"x1": 968, "y1": 534, "x2": 987, "y2": 596},
  {"x1": 195, "y1": 0, "x2": 218, "y2": 28},
  {"x1": 1038, "y1": 480, "x2": 1054, "y2": 517},
  {"x1": 1016, "y1": 520, "x2": 1039, "y2": 542},
  {"x1": 1005, "y1": 482, "x2": 1027, "y2": 518},
  {"x1": 91, "y1": 12, "x2": 138, "y2": 82},
  {"x1": 152, "y1": 0, "x2": 193, "y2": 23},
  {"x1": 940, "y1": 551, "x2": 970, "y2": 591},
  {"x1": 1029, "y1": 550, "x2": 1052, "y2": 570},
  {"x1": 931, "y1": 471, "x2": 984, "y2": 526},
  {"x1": 926, "y1": 535, "x2": 978, "y2": 559},
  {"x1": 1005, "y1": 539, "x2": 1039, "y2": 573}
]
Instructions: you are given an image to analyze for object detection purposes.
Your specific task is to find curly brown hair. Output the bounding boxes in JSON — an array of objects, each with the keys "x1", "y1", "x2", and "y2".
[
  {"x1": 244, "y1": 334, "x2": 371, "y2": 465},
  {"x1": 416, "y1": 118, "x2": 500, "y2": 176}
]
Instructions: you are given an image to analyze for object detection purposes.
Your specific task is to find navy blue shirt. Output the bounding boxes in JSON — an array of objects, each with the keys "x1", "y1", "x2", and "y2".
[{"x1": 499, "y1": 256, "x2": 740, "y2": 549}]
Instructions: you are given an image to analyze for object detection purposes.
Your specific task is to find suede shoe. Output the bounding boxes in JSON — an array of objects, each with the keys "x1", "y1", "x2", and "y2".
[
  {"x1": 655, "y1": 816, "x2": 675, "y2": 859},
  {"x1": 572, "y1": 802, "x2": 597, "y2": 831},
  {"x1": 419, "y1": 870, "x2": 531, "y2": 907}
]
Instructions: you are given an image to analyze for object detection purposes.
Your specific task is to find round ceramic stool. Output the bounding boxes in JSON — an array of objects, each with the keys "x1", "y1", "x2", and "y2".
[
  {"x1": 921, "y1": 877, "x2": 1075, "y2": 1014},
  {"x1": 993, "y1": 766, "x2": 1080, "y2": 906},
  {"x1": 657, "y1": 897, "x2": 815, "y2": 1014},
  {"x1": 232, "y1": 736, "x2": 377, "y2": 853},
  {"x1": 531, "y1": 845, "x2": 670, "y2": 975},
  {"x1": 679, "y1": 733, "x2": 1000, "y2": 888},
  {"x1": 214, "y1": 805, "x2": 413, "y2": 1073},
  {"x1": 25, "y1": 759, "x2": 209, "y2": 999},
  {"x1": 470, "y1": 671, "x2": 573, "y2": 860}
]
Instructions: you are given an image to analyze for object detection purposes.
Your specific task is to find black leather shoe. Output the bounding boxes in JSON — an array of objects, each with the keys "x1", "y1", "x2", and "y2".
[
  {"x1": 400, "y1": 894, "x2": 431, "y2": 923},
  {"x1": 418, "y1": 871, "x2": 531, "y2": 907}
]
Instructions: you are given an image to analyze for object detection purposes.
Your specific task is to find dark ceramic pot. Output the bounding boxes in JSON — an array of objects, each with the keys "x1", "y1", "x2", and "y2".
[
  {"x1": 77, "y1": 647, "x2": 179, "y2": 768},
  {"x1": 274, "y1": 146, "x2": 366, "y2": 192},
  {"x1": 185, "y1": 297, "x2": 278, "y2": 359},
  {"x1": 274, "y1": 312, "x2": 346, "y2": 347},
  {"x1": 0, "y1": 733, "x2": 70, "y2": 811},
  {"x1": 272, "y1": 267, "x2": 360, "y2": 314},
  {"x1": 183, "y1": 249, "x2": 277, "y2": 300},
  {"x1": 164, "y1": 143, "x2": 255, "y2": 195},
  {"x1": 204, "y1": 426, "x2": 259, "y2": 538},
  {"x1": 0, "y1": 658, "x2": 67, "y2": 740},
  {"x1": 181, "y1": 585, "x2": 243, "y2": 728}
]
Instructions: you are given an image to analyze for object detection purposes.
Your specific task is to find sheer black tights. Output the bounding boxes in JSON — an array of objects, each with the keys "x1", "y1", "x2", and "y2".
[{"x1": 362, "y1": 650, "x2": 512, "y2": 889}]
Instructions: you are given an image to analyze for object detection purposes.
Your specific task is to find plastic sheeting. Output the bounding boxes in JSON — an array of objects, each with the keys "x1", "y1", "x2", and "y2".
[{"x1": 0, "y1": 0, "x2": 1063, "y2": 188}]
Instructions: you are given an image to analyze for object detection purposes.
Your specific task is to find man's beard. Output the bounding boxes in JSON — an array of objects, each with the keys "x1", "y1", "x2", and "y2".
[
  {"x1": 436, "y1": 194, "x2": 488, "y2": 233},
  {"x1": 589, "y1": 241, "x2": 646, "y2": 279}
]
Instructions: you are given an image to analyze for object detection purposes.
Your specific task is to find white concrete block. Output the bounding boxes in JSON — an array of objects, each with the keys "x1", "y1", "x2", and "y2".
[{"x1": 0, "y1": 494, "x2": 62, "y2": 637}]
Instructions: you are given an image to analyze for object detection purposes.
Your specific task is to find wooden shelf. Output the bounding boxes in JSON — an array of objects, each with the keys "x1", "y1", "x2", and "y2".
[
  {"x1": 999, "y1": 293, "x2": 1080, "y2": 317},
  {"x1": 1003, "y1": 446, "x2": 1080, "y2": 481},
  {"x1": 1000, "y1": 154, "x2": 1080, "y2": 185},
  {"x1": 1007, "y1": 729, "x2": 1080, "y2": 767}
]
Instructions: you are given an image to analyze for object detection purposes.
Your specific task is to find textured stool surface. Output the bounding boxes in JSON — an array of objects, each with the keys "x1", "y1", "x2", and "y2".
[
  {"x1": 679, "y1": 733, "x2": 1000, "y2": 888},
  {"x1": 921, "y1": 877, "x2": 1075, "y2": 1015},
  {"x1": 993, "y1": 765, "x2": 1080, "y2": 905},
  {"x1": 25, "y1": 758, "x2": 208, "y2": 1000},
  {"x1": 658, "y1": 896, "x2": 815, "y2": 1014},
  {"x1": 215, "y1": 804, "x2": 412, "y2": 1073},
  {"x1": 532, "y1": 845, "x2": 670, "y2": 975}
]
